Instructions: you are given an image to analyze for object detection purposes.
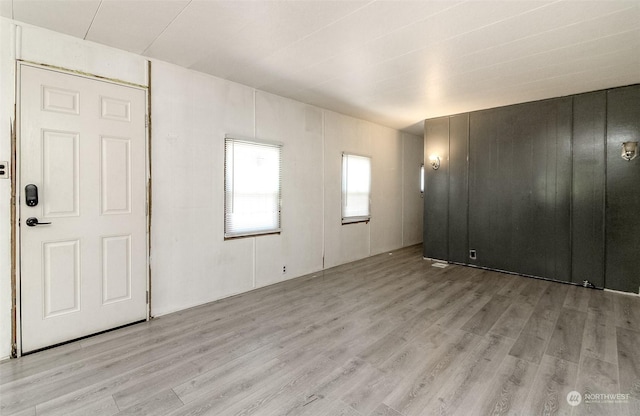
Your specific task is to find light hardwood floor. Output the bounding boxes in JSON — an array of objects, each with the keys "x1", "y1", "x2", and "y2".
[{"x1": 1, "y1": 245, "x2": 639, "y2": 416}]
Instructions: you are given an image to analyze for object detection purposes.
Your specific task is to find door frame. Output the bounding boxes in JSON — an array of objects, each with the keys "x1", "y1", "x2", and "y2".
[{"x1": 12, "y1": 61, "x2": 151, "y2": 357}]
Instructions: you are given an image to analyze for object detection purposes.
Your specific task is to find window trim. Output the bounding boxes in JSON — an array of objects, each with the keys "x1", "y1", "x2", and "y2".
[
  {"x1": 224, "y1": 135, "x2": 283, "y2": 239},
  {"x1": 341, "y1": 152, "x2": 372, "y2": 225}
]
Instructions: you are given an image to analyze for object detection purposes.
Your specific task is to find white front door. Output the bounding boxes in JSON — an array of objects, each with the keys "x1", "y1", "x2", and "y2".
[{"x1": 19, "y1": 65, "x2": 148, "y2": 353}]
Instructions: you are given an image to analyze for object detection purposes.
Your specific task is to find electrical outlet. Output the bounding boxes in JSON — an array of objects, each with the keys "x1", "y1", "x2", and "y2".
[
  {"x1": 469, "y1": 249, "x2": 477, "y2": 260},
  {"x1": 0, "y1": 161, "x2": 8, "y2": 179}
]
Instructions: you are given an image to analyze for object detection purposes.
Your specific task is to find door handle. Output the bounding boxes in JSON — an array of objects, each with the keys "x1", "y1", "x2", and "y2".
[{"x1": 25, "y1": 217, "x2": 51, "y2": 227}]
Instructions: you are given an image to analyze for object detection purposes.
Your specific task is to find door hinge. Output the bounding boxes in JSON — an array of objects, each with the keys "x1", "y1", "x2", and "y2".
[
  {"x1": 146, "y1": 291, "x2": 149, "y2": 304},
  {"x1": 145, "y1": 114, "x2": 149, "y2": 128}
]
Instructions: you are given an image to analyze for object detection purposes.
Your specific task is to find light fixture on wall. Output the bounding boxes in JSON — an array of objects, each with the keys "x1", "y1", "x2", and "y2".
[
  {"x1": 429, "y1": 155, "x2": 440, "y2": 170},
  {"x1": 621, "y1": 141, "x2": 638, "y2": 161}
]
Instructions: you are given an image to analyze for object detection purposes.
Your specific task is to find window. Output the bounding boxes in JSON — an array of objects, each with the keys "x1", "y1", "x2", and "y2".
[
  {"x1": 224, "y1": 138, "x2": 282, "y2": 238},
  {"x1": 420, "y1": 163, "x2": 425, "y2": 195},
  {"x1": 342, "y1": 153, "x2": 371, "y2": 224}
]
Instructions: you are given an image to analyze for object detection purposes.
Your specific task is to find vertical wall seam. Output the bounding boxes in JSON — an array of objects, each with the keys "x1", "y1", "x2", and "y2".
[
  {"x1": 448, "y1": 118, "x2": 452, "y2": 261},
  {"x1": 252, "y1": 89, "x2": 256, "y2": 288},
  {"x1": 321, "y1": 110, "x2": 325, "y2": 270},
  {"x1": 602, "y1": 91, "x2": 608, "y2": 289},
  {"x1": 569, "y1": 98, "x2": 574, "y2": 283},
  {"x1": 401, "y1": 133, "x2": 405, "y2": 247},
  {"x1": 146, "y1": 59, "x2": 153, "y2": 318},
  {"x1": 465, "y1": 113, "x2": 470, "y2": 265}
]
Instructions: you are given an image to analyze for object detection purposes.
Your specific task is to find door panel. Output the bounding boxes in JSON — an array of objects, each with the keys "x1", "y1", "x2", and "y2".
[
  {"x1": 20, "y1": 65, "x2": 147, "y2": 353},
  {"x1": 43, "y1": 130, "x2": 79, "y2": 217},
  {"x1": 101, "y1": 136, "x2": 131, "y2": 214},
  {"x1": 102, "y1": 235, "x2": 131, "y2": 305},
  {"x1": 43, "y1": 239, "x2": 80, "y2": 318}
]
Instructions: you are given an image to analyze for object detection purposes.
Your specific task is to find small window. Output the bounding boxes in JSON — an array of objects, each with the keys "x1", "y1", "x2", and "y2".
[
  {"x1": 342, "y1": 153, "x2": 371, "y2": 224},
  {"x1": 224, "y1": 138, "x2": 282, "y2": 238},
  {"x1": 420, "y1": 164, "x2": 425, "y2": 195}
]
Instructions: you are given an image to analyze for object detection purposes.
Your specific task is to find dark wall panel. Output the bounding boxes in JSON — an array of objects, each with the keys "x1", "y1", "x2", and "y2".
[
  {"x1": 572, "y1": 92, "x2": 606, "y2": 287},
  {"x1": 423, "y1": 117, "x2": 449, "y2": 260},
  {"x1": 606, "y1": 85, "x2": 640, "y2": 293},
  {"x1": 468, "y1": 99, "x2": 572, "y2": 281},
  {"x1": 423, "y1": 84, "x2": 639, "y2": 293},
  {"x1": 468, "y1": 110, "x2": 497, "y2": 268},
  {"x1": 448, "y1": 114, "x2": 469, "y2": 263}
]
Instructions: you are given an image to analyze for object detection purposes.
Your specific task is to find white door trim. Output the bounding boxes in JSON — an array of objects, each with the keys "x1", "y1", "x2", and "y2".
[{"x1": 13, "y1": 61, "x2": 150, "y2": 357}]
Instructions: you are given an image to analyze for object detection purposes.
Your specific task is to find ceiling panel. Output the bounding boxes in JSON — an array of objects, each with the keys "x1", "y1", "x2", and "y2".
[
  {"x1": 142, "y1": 1, "x2": 261, "y2": 67},
  {"x1": 249, "y1": 1, "x2": 460, "y2": 87},
  {"x1": 0, "y1": 1, "x2": 12, "y2": 19},
  {"x1": 12, "y1": 0, "x2": 100, "y2": 38},
  {"x1": 189, "y1": 1, "x2": 368, "y2": 79},
  {"x1": 2, "y1": 0, "x2": 639, "y2": 135},
  {"x1": 85, "y1": 0, "x2": 189, "y2": 54}
]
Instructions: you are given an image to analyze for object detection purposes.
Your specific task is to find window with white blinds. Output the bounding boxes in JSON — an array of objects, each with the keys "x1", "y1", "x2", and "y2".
[
  {"x1": 341, "y1": 153, "x2": 371, "y2": 224},
  {"x1": 224, "y1": 138, "x2": 282, "y2": 238}
]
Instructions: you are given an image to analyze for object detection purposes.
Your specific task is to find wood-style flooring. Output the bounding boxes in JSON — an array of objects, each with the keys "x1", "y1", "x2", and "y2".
[{"x1": 1, "y1": 245, "x2": 639, "y2": 416}]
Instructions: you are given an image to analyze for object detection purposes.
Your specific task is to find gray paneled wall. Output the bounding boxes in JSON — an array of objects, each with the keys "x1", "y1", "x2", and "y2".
[
  {"x1": 447, "y1": 114, "x2": 469, "y2": 264},
  {"x1": 423, "y1": 118, "x2": 449, "y2": 261},
  {"x1": 467, "y1": 99, "x2": 572, "y2": 281},
  {"x1": 424, "y1": 84, "x2": 640, "y2": 293},
  {"x1": 606, "y1": 86, "x2": 640, "y2": 293},
  {"x1": 572, "y1": 92, "x2": 606, "y2": 287}
]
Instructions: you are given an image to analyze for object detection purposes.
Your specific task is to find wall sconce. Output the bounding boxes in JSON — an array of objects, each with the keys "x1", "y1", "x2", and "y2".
[
  {"x1": 621, "y1": 142, "x2": 638, "y2": 161},
  {"x1": 429, "y1": 155, "x2": 440, "y2": 170}
]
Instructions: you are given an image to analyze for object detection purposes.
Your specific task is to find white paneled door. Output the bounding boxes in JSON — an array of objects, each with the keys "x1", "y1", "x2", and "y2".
[{"x1": 19, "y1": 65, "x2": 147, "y2": 353}]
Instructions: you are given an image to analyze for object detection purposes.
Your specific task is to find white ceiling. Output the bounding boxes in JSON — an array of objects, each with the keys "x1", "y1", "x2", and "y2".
[{"x1": 2, "y1": 0, "x2": 639, "y2": 135}]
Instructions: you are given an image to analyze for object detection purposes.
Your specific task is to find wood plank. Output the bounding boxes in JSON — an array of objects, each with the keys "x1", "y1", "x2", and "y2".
[
  {"x1": 517, "y1": 278, "x2": 550, "y2": 307},
  {"x1": 115, "y1": 389, "x2": 183, "y2": 416},
  {"x1": 496, "y1": 274, "x2": 529, "y2": 298},
  {"x1": 461, "y1": 294, "x2": 511, "y2": 336},
  {"x1": 616, "y1": 327, "x2": 640, "y2": 416},
  {"x1": 433, "y1": 291, "x2": 492, "y2": 330},
  {"x1": 367, "y1": 403, "x2": 402, "y2": 416},
  {"x1": 488, "y1": 302, "x2": 534, "y2": 340},
  {"x1": 613, "y1": 295, "x2": 640, "y2": 333},
  {"x1": 382, "y1": 330, "x2": 479, "y2": 416},
  {"x1": 587, "y1": 289, "x2": 615, "y2": 321},
  {"x1": 545, "y1": 307, "x2": 587, "y2": 364},
  {"x1": 581, "y1": 310, "x2": 618, "y2": 365},
  {"x1": 213, "y1": 354, "x2": 337, "y2": 416},
  {"x1": 319, "y1": 400, "x2": 362, "y2": 416},
  {"x1": 508, "y1": 284, "x2": 568, "y2": 364},
  {"x1": 469, "y1": 355, "x2": 538, "y2": 416},
  {"x1": 339, "y1": 367, "x2": 398, "y2": 415},
  {"x1": 574, "y1": 356, "x2": 624, "y2": 416},
  {"x1": 521, "y1": 355, "x2": 578, "y2": 416},
  {"x1": 420, "y1": 334, "x2": 514, "y2": 416},
  {"x1": 563, "y1": 285, "x2": 591, "y2": 312}
]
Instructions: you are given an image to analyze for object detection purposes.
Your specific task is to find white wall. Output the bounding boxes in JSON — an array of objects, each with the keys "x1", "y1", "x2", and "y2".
[
  {"x1": 402, "y1": 132, "x2": 424, "y2": 246},
  {"x1": 151, "y1": 60, "x2": 423, "y2": 316},
  {"x1": 0, "y1": 18, "x2": 423, "y2": 357}
]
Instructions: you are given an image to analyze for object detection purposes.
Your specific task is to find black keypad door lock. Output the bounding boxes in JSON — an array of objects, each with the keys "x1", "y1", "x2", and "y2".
[{"x1": 25, "y1": 184, "x2": 38, "y2": 207}]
